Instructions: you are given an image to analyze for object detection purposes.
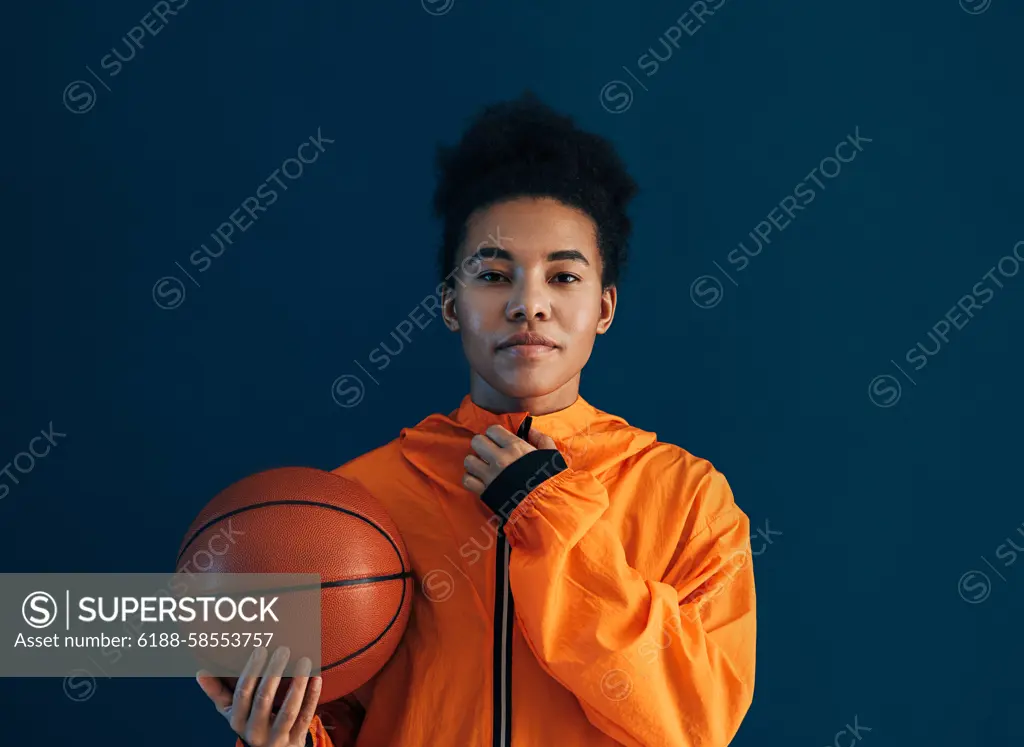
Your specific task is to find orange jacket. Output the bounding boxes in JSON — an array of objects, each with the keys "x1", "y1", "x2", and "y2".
[{"x1": 237, "y1": 394, "x2": 755, "y2": 747}]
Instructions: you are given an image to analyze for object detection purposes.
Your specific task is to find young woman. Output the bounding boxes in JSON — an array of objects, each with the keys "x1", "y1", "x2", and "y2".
[{"x1": 198, "y1": 91, "x2": 756, "y2": 747}]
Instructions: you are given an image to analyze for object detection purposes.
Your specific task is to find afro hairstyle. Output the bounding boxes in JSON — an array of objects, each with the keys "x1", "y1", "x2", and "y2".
[{"x1": 432, "y1": 90, "x2": 639, "y2": 290}]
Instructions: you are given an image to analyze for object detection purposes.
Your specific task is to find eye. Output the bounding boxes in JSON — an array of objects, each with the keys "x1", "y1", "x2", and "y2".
[
  {"x1": 478, "y1": 271, "x2": 508, "y2": 283},
  {"x1": 553, "y1": 273, "x2": 580, "y2": 284}
]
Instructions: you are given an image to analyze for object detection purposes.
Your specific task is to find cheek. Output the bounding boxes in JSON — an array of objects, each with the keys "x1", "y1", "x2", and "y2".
[
  {"x1": 559, "y1": 301, "x2": 602, "y2": 336},
  {"x1": 457, "y1": 295, "x2": 494, "y2": 339},
  {"x1": 456, "y1": 293, "x2": 501, "y2": 362}
]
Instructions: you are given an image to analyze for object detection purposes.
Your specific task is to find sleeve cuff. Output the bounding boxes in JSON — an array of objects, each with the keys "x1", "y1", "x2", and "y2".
[{"x1": 479, "y1": 448, "x2": 568, "y2": 524}]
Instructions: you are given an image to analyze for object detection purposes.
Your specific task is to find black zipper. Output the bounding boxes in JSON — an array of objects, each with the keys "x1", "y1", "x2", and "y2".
[
  {"x1": 492, "y1": 530, "x2": 513, "y2": 747},
  {"x1": 491, "y1": 415, "x2": 532, "y2": 747}
]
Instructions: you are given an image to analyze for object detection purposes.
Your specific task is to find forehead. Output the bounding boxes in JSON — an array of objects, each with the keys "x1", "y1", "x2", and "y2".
[{"x1": 461, "y1": 197, "x2": 599, "y2": 263}]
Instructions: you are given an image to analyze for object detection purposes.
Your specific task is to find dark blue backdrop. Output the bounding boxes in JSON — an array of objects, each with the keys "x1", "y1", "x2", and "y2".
[{"x1": 6, "y1": 0, "x2": 1023, "y2": 744}]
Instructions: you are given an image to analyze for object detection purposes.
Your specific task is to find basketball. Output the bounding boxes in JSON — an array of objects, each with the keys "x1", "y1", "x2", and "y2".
[{"x1": 175, "y1": 466, "x2": 413, "y2": 705}]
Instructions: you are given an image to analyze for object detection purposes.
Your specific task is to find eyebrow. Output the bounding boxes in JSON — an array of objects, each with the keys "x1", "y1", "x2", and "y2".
[{"x1": 469, "y1": 246, "x2": 591, "y2": 267}]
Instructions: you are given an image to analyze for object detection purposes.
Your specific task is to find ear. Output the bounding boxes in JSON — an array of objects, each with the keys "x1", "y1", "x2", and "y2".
[
  {"x1": 595, "y1": 284, "x2": 617, "y2": 335},
  {"x1": 441, "y1": 283, "x2": 460, "y2": 332}
]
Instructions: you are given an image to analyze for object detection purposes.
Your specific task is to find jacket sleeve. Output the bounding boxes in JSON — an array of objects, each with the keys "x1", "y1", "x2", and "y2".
[
  {"x1": 495, "y1": 455, "x2": 756, "y2": 747},
  {"x1": 233, "y1": 694, "x2": 365, "y2": 747}
]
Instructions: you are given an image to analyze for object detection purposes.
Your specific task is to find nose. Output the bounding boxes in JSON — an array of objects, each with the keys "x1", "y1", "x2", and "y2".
[{"x1": 506, "y1": 276, "x2": 550, "y2": 321}]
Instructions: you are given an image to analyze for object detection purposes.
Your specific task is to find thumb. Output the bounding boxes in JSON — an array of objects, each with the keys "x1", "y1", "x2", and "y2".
[
  {"x1": 527, "y1": 426, "x2": 557, "y2": 450},
  {"x1": 196, "y1": 671, "x2": 234, "y2": 713}
]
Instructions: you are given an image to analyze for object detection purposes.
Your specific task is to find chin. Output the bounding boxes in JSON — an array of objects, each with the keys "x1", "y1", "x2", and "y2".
[{"x1": 491, "y1": 371, "x2": 561, "y2": 400}]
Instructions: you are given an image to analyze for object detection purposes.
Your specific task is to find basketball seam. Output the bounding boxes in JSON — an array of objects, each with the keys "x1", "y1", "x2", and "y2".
[
  {"x1": 177, "y1": 499, "x2": 405, "y2": 567},
  {"x1": 320, "y1": 572, "x2": 411, "y2": 672},
  {"x1": 176, "y1": 498, "x2": 411, "y2": 677}
]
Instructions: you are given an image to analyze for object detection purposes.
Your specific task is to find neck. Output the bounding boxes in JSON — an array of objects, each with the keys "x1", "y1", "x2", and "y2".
[{"x1": 468, "y1": 371, "x2": 581, "y2": 416}]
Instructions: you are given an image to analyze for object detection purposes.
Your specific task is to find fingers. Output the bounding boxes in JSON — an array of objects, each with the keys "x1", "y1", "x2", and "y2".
[
  {"x1": 463, "y1": 453, "x2": 489, "y2": 479},
  {"x1": 271, "y1": 657, "x2": 312, "y2": 737},
  {"x1": 470, "y1": 434, "x2": 501, "y2": 463},
  {"x1": 248, "y1": 646, "x2": 291, "y2": 729},
  {"x1": 462, "y1": 473, "x2": 485, "y2": 495},
  {"x1": 196, "y1": 670, "x2": 233, "y2": 714},
  {"x1": 289, "y1": 674, "x2": 324, "y2": 745},
  {"x1": 484, "y1": 425, "x2": 517, "y2": 446},
  {"x1": 229, "y1": 646, "x2": 269, "y2": 734},
  {"x1": 527, "y1": 426, "x2": 555, "y2": 449}
]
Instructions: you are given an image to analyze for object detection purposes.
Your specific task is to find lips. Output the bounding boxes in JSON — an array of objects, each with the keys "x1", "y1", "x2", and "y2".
[
  {"x1": 498, "y1": 343, "x2": 557, "y2": 360},
  {"x1": 497, "y1": 331, "x2": 558, "y2": 350}
]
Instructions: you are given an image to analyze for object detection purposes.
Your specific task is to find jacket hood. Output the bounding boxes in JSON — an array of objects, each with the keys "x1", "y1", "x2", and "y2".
[{"x1": 398, "y1": 394, "x2": 659, "y2": 486}]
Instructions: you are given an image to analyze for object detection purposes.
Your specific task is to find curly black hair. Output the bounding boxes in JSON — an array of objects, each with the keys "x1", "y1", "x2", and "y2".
[{"x1": 432, "y1": 91, "x2": 639, "y2": 290}]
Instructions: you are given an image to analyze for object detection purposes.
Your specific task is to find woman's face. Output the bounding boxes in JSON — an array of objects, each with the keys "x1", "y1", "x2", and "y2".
[{"x1": 443, "y1": 197, "x2": 617, "y2": 400}]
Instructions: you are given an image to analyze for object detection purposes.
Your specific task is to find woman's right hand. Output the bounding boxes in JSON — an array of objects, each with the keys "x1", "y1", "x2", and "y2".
[{"x1": 197, "y1": 646, "x2": 323, "y2": 747}]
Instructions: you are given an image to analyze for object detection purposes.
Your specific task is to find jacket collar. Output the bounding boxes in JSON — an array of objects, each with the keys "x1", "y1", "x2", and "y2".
[
  {"x1": 452, "y1": 393, "x2": 598, "y2": 443},
  {"x1": 399, "y1": 392, "x2": 658, "y2": 481}
]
